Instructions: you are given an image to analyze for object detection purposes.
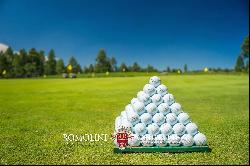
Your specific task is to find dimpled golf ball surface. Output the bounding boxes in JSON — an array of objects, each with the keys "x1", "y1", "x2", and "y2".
[
  {"x1": 186, "y1": 123, "x2": 198, "y2": 136},
  {"x1": 126, "y1": 110, "x2": 140, "y2": 125},
  {"x1": 166, "y1": 113, "x2": 178, "y2": 125},
  {"x1": 145, "y1": 103, "x2": 158, "y2": 115},
  {"x1": 173, "y1": 123, "x2": 186, "y2": 136},
  {"x1": 119, "y1": 119, "x2": 132, "y2": 132},
  {"x1": 168, "y1": 134, "x2": 181, "y2": 146},
  {"x1": 156, "y1": 84, "x2": 168, "y2": 96},
  {"x1": 170, "y1": 103, "x2": 182, "y2": 115},
  {"x1": 155, "y1": 134, "x2": 168, "y2": 147},
  {"x1": 137, "y1": 91, "x2": 151, "y2": 105},
  {"x1": 149, "y1": 76, "x2": 161, "y2": 88},
  {"x1": 160, "y1": 123, "x2": 173, "y2": 135},
  {"x1": 147, "y1": 123, "x2": 160, "y2": 136},
  {"x1": 194, "y1": 133, "x2": 207, "y2": 146},
  {"x1": 131, "y1": 101, "x2": 145, "y2": 115},
  {"x1": 141, "y1": 134, "x2": 154, "y2": 147},
  {"x1": 133, "y1": 123, "x2": 147, "y2": 136},
  {"x1": 181, "y1": 134, "x2": 194, "y2": 146},
  {"x1": 177, "y1": 112, "x2": 190, "y2": 125},
  {"x1": 151, "y1": 94, "x2": 163, "y2": 106},
  {"x1": 140, "y1": 113, "x2": 152, "y2": 125},
  {"x1": 163, "y1": 93, "x2": 175, "y2": 106},
  {"x1": 128, "y1": 134, "x2": 141, "y2": 147},
  {"x1": 158, "y1": 103, "x2": 170, "y2": 115},
  {"x1": 131, "y1": 98, "x2": 140, "y2": 105},
  {"x1": 143, "y1": 84, "x2": 156, "y2": 97},
  {"x1": 152, "y1": 113, "x2": 165, "y2": 126}
]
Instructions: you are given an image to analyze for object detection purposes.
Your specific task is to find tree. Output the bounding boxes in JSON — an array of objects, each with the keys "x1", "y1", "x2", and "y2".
[
  {"x1": 76, "y1": 64, "x2": 82, "y2": 73},
  {"x1": 88, "y1": 64, "x2": 94, "y2": 73},
  {"x1": 131, "y1": 62, "x2": 141, "y2": 72},
  {"x1": 12, "y1": 54, "x2": 24, "y2": 77},
  {"x1": 166, "y1": 66, "x2": 171, "y2": 73},
  {"x1": 95, "y1": 49, "x2": 111, "y2": 73},
  {"x1": 119, "y1": 62, "x2": 128, "y2": 72},
  {"x1": 245, "y1": 60, "x2": 249, "y2": 72},
  {"x1": 184, "y1": 64, "x2": 188, "y2": 73},
  {"x1": 0, "y1": 51, "x2": 8, "y2": 77},
  {"x1": 241, "y1": 35, "x2": 249, "y2": 58},
  {"x1": 146, "y1": 65, "x2": 158, "y2": 72},
  {"x1": 44, "y1": 49, "x2": 56, "y2": 75},
  {"x1": 110, "y1": 57, "x2": 117, "y2": 72},
  {"x1": 235, "y1": 55, "x2": 245, "y2": 72},
  {"x1": 68, "y1": 56, "x2": 79, "y2": 73},
  {"x1": 56, "y1": 59, "x2": 65, "y2": 74}
]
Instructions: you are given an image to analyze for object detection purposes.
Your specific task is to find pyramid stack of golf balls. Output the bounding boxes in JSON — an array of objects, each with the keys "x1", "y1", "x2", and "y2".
[{"x1": 114, "y1": 76, "x2": 207, "y2": 147}]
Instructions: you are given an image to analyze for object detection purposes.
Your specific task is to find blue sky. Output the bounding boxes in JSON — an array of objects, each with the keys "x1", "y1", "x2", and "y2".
[{"x1": 0, "y1": 0, "x2": 249, "y2": 70}]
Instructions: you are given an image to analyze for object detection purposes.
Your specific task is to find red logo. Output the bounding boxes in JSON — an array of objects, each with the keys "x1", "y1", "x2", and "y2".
[{"x1": 112, "y1": 127, "x2": 133, "y2": 150}]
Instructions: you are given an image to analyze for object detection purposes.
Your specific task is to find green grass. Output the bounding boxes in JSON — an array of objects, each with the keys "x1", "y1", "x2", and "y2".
[{"x1": 0, "y1": 75, "x2": 249, "y2": 164}]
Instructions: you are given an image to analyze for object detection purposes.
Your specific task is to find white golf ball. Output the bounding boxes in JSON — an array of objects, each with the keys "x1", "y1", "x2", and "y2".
[
  {"x1": 133, "y1": 123, "x2": 147, "y2": 136},
  {"x1": 158, "y1": 103, "x2": 170, "y2": 115},
  {"x1": 177, "y1": 112, "x2": 190, "y2": 125},
  {"x1": 170, "y1": 103, "x2": 182, "y2": 115},
  {"x1": 131, "y1": 101, "x2": 145, "y2": 115},
  {"x1": 120, "y1": 111, "x2": 127, "y2": 119},
  {"x1": 185, "y1": 123, "x2": 198, "y2": 136},
  {"x1": 115, "y1": 116, "x2": 122, "y2": 131},
  {"x1": 162, "y1": 93, "x2": 175, "y2": 106},
  {"x1": 128, "y1": 134, "x2": 141, "y2": 147},
  {"x1": 152, "y1": 113, "x2": 165, "y2": 126},
  {"x1": 155, "y1": 134, "x2": 168, "y2": 147},
  {"x1": 117, "y1": 119, "x2": 132, "y2": 132},
  {"x1": 166, "y1": 113, "x2": 178, "y2": 125},
  {"x1": 151, "y1": 94, "x2": 163, "y2": 106},
  {"x1": 194, "y1": 133, "x2": 207, "y2": 146},
  {"x1": 160, "y1": 123, "x2": 173, "y2": 135},
  {"x1": 137, "y1": 91, "x2": 151, "y2": 106},
  {"x1": 125, "y1": 104, "x2": 134, "y2": 112},
  {"x1": 143, "y1": 84, "x2": 156, "y2": 97},
  {"x1": 145, "y1": 103, "x2": 158, "y2": 115},
  {"x1": 149, "y1": 76, "x2": 161, "y2": 88},
  {"x1": 173, "y1": 123, "x2": 186, "y2": 136},
  {"x1": 141, "y1": 134, "x2": 154, "y2": 147},
  {"x1": 181, "y1": 134, "x2": 194, "y2": 146},
  {"x1": 126, "y1": 109, "x2": 140, "y2": 125},
  {"x1": 168, "y1": 134, "x2": 181, "y2": 146},
  {"x1": 131, "y1": 98, "x2": 140, "y2": 105},
  {"x1": 156, "y1": 84, "x2": 168, "y2": 96},
  {"x1": 147, "y1": 123, "x2": 160, "y2": 136},
  {"x1": 140, "y1": 113, "x2": 152, "y2": 125}
]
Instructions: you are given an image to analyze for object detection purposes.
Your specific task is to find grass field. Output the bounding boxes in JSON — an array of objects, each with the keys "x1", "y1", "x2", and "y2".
[{"x1": 0, "y1": 75, "x2": 249, "y2": 164}]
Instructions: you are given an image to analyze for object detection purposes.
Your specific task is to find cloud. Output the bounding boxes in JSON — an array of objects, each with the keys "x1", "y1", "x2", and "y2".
[{"x1": 0, "y1": 43, "x2": 8, "y2": 53}]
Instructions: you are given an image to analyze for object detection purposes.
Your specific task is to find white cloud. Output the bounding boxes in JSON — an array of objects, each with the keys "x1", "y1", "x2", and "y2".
[{"x1": 0, "y1": 43, "x2": 8, "y2": 53}]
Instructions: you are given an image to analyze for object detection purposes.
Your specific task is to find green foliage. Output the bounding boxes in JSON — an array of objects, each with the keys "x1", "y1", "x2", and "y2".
[
  {"x1": 184, "y1": 64, "x2": 188, "y2": 72},
  {"x1": 68, "y1": 56, "x2": 81, "y2": 73},
  {"x1": 56, "y1": 59, "x2": 65, "y2": 74},
  {"x1": 241, "y1": 35, "x2": 249, "y2": 58},
  {"x1": 95, "y1": 49, "x2": 112, "y2": 73},
  {"x1": 119, "y1": 62, "x2": 128, "y2": 72},
  {"x1": 44, "y1": 49, "x2": 56, "y2": 75},
  {"x1": 131, "y1": 62, "x2": 141, "y2": 72},
  {"x1": 235, "y1": 55, "x2": 245, "y2": 72}
]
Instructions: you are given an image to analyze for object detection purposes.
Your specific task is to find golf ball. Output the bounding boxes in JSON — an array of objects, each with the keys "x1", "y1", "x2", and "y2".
[
  {"x1": 168, "y1": 134, "x2": 181, "y2": 146},
  {"x1": 117, "y1": 119, "x2": 132, "y2": 132},
  {"x1": 156, "y1": 84, "x2": 168, "y2": 96},
  {"x1": 155, "y1": 134, "x2": 168, "y2": 147},
  {"x1": 131, "y1": 101, "x2": 145, "y2": 115},
  {"x1": 177, "y1": 112, "x2": 190, "y2": 125},
  {"x1": 137, "y1": 91, "x2": 151, "y2": 106},
  {"x1": 131, "y1": 98, "x2": 140, "y2": 105},
  {"x1": 115, "y1": 116, "x2": 122, "y2": 131},
  {"x1": 145, "y1": 103, "x2": 158, "y2": 115},
  {"x1": 162, "y1": 93, "x2": 175, "y2": 106},
  {"x1": 125, "y1": 104, "x2": 134, "y2": 113},
  {"x1": 128, "y1": 134, "x2": 141, "y2": 147},
  {"x1": 181, "y1": 134, "x2": 194, "y2": 146},
  {"x1": 158, "y1": 103, "x2": 170, "y2": 115},
  {"x1": 160, "y1": 123, "x2": 173, "y2": 135},
  {"x1": 126, "y1": 109, "x2": 140, "y2": 125},
  {"x1": 143, "y1": 84, "x2": 156, "y2": 97},
  {"x1": 166, "y1": 113, "x2": 178, "y2": 125},
  {"x1": 170, "y1": 103, "x2": 182, "y2": 115},
  {"x1": 173, "y1": 123, "x2": 186, "y2": 136},
  {"x1": 147, "y1": 123, "x2": 160, "y2": 136},
  {"x1": 194, "y1": 133, "x2": 207, "y2": 146},
  {"x1": 141, "y1": 134, "x2": 154, "y2": 147},
  {"x1": 152, "y1": 113, "x2": 165, "y2": 126},
  {"x1": 151, "y1": 94, "x2": 163, "y2": 106},
  {"x1": 185, "y1": 123, "x2": 198, "y2": 136},
  {"x1": 140, "y1": 113, "x2": 152, "y2": 125},
  {"x1": 149, "y1": 76, "x2": 161, "y2": 88},
  {"x1": 133, "y1": 123, "x2": 147, "y2": 136},
  {"x1": 120, "y1": 111, "x2": 127, "y2": 119}
]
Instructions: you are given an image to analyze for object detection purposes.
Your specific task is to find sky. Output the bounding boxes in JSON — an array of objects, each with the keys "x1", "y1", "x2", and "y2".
[{"x1": 0, "y1": 0, "x2": 249, "y2": 70}]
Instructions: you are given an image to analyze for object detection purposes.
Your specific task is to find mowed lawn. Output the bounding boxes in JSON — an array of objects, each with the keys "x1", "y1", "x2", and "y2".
[{"x1": 0, "y1": 75, "x2": 249, "y2": 165}]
